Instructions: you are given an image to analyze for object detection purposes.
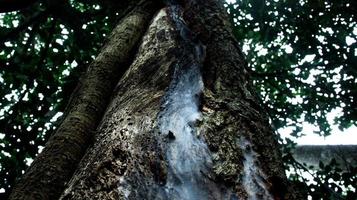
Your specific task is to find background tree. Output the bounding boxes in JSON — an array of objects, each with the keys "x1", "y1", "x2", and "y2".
[{"x1": 0, "y1": 0, "x2": 356, "y2": 199}]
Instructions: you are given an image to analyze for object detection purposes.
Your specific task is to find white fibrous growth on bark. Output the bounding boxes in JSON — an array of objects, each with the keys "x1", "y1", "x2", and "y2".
[
  {"x1": 157, "y1": 58, "x2": 209, "y2": 199},
  {"x1": 239, "y1": 137, "x2": 273, "y2": 200},
  {"x1": 156, "y1": 4, "x2": 228, "y2": 200}
]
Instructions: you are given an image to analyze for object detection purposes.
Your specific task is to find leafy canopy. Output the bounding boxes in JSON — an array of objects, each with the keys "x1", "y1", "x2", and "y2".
[
  {"x1": 226, "y1": 0, "x2": 356, "y2": 199},
  {"x1": 0, "y1": 0, "x2": 356, "y2": 199}
]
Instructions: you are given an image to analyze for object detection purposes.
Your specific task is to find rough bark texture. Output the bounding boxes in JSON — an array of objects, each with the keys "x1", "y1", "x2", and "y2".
[
  {"x1": 9, "y1": 1, "x2": 159, "y2": 199},
  {"x1": 181, "y1": 0, "x2": 299, "y2": 199},
  {"x1": 10, "y1": 0, "x2": 305, "y2": 199},
  {"x1": 58, "y1": 0, "x2": 304, "y2": 200},
  {"x1": 59, "y1": 8, "x2": 177, "y2": 199}
]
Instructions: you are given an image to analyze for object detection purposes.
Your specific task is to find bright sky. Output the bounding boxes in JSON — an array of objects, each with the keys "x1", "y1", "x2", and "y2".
[{"x1": 280, "y1": 121, "x2": 357, "y2": 145}]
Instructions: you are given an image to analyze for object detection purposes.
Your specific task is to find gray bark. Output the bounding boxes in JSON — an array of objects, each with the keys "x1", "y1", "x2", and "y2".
[
  {"x1": 59, "y1": 0, "x2": 303, "y2": 199},
  {"x1": 60, "y1": 8, "x2": 180, "y2": 200},
  {"x1": 9, "y1": 2, "x2": 159, "y2": 199}
]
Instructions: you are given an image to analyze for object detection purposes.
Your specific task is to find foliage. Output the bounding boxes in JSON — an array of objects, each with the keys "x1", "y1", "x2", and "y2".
[
  {"x1": 227, "y1": 0, "x2": 356, "y2": 136},
  {"x1": 0, "y1": 1, "x2": 118, "y2": 198},
  {"x1": 226, "y1": 0, "x2": 356, "y2": 199},
  {"x1": 0, "y1": 0, "x2": 356, "y2": 199}
]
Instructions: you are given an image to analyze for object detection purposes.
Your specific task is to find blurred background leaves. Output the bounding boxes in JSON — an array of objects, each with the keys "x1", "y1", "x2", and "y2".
[{"x1": 0, "y1": 0, "x2": 356, "y2": 199}]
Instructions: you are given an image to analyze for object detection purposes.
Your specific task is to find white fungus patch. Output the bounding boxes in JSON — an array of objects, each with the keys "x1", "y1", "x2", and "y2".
[
  {"x1": 118, "y1": 177, "x2": 131, "y2": 199},
  {"x1": 158, "y1": 61, "x2": 210, "y2": 199},
  {"x1": 156, "y1": 4, "x2": 230, "y2": 200},
  {"x1": 240, "y1": 137, "x2": 273, "y2": 200}
]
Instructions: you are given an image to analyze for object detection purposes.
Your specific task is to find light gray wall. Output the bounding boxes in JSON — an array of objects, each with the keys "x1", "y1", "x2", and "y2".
[{"x1": 292, "y1": 145, "x2": 357, "y2": 170}]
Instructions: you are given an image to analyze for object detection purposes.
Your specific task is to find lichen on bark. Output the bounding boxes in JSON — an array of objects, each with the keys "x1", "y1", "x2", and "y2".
[
  {"x1": 61, "y1": 0, "x2": 304, "y2": 198},
  {"x1": 181, "y1": 0, "x2": 303, "y2": 199},
  {"x1": 13, "y1": 0, "x2": 306, "y2": 199}
]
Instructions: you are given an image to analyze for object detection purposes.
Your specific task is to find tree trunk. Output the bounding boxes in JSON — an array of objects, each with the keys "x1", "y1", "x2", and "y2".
[
  {"x1": 12, "y1": 0, "x2": 304, "y2": 199},
  {"x1": 58, "y1": 0, "x2": 303, "y2": 199},
  {"x1": 9, "y1": 1, "x2": 160, "y2": 199}
]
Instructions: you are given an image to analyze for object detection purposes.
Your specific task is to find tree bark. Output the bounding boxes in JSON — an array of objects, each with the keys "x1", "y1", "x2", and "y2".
[
  {"x1": 11, "y1": 0, "x2": 305, "y2": 199},
  {"x1": 58, "y1": 0, "x2": 303, "y2": 200},
  {"x1": 9, "y1": 1, "x2": 159, "y2": 199}
]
